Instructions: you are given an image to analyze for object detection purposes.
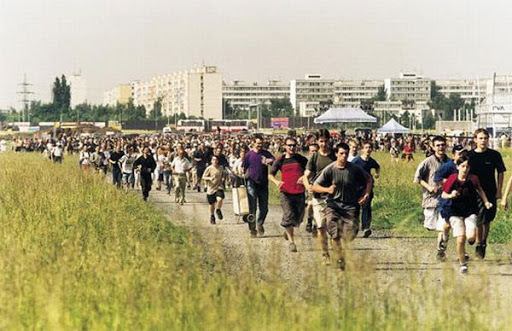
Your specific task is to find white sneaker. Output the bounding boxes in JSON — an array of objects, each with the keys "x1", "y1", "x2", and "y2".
[{"x1": 460, "y1": 264, "x2": 468, "y2": 275}]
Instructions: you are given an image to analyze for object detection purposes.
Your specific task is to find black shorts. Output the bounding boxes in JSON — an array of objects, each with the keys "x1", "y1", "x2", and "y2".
[
  {"x1": 158, "y1": 173, "x2": 164, "y2": 181},
  {"x1": 207, "y1": 190, "x2": 225, "y2": 205},
  {"x1": 325, "y1": 204, "x2": 359, "y2": 241},
  {"x1": 280, "y1": 192, "x2": 305, "y2": 228},
  {"x1": 476, "y1": 196, "x2": 497, "y2": 226}
]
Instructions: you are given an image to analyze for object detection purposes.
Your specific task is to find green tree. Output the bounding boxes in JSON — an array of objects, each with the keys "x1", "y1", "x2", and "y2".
[
  {"x1": 52, "y1": 75, "x2": 71, "y2": 111},
  {"x1": 150, "y1": 97, "x2": 163, "y2": 119},
  {"x1": 400, "y1": 111, "x2": 411, "y2": 128},
  {"x1": 376, "y1": 86, "x2": 387, "y2": 101},
  {"x1": 269, "y1": 98, "x2": 293, "y2": 117},
  {"x1": 423, "y1": 110, "x2": 436, "y2": 130}
]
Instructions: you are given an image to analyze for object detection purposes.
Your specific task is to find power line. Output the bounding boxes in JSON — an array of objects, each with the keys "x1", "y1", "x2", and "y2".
[{"x1": 17, "y1": 73, "x2": 34, "y2": 122}]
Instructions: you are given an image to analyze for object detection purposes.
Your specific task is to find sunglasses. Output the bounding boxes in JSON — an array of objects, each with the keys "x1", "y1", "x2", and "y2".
[{"x1": 286, "y1": 144, "x2": 297, "y2": 147}]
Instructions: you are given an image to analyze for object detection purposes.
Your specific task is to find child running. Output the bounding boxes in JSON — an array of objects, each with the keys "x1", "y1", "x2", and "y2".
[
  {"x1": 441, "y1": 154, "x2": 493, "y2": 274},
  {"x1": 202, "y1": 155, "x2": 226, "y2": 225}
]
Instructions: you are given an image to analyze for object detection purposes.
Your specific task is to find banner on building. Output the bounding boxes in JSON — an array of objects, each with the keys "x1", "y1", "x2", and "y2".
[{"x1": 271, "y1": 117, "x2": 289, "y2": 129}]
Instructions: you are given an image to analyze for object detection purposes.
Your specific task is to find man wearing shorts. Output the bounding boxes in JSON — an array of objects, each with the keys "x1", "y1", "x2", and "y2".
[
  {"x1": 304, "y1": 129, "x2": 336, "y2": 265},
  {"x1": 202, "y1": 155, "x2": 226, "y2": 225},
  {"x1": 313, "y1": 143, "x2": 372, "y2": 270},
  {"x1": 120, "y1": 147, "x2": 137, "y2": 192},
  {"x1": 468, "y1": 129, "x2": 506, "y2": 259},
  {"x1": 413, "y1": 136, "x2": 450, "y2": 261},
  {"x1": 269, "y1": 137, "x2": 308, "y2": 252}
]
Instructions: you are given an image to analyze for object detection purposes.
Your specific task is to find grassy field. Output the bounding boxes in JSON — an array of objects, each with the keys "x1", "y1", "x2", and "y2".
[{"x1": 1, "y1": 152, "x2": 511, "y2": 329}]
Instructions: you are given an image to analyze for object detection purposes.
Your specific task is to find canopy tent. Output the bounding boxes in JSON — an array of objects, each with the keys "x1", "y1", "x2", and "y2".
[
  {"x1": 377, "y1": 118, "x2": 410, "y2": 134},
  {"x1": 313, "y1": 107, "x2": 377, "y2": 124}
]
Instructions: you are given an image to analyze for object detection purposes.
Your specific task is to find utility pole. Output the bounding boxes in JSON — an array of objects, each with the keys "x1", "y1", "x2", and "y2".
[{"x1": 17, "y1": 74, "x2": 34, "y2": 123}]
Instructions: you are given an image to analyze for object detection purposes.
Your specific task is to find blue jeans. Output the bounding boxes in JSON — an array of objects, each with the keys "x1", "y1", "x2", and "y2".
[
  {"x1": 247, "y1": 180, "x2": 269, "y2": 231},
  {"x1": 112, "y1": 167, "x2": 122, "y2": 188},
  {"x1": 361, "y1": 191, "x2": 374, "y2": 230},
  {"x1": 164, "y1": 171, "x2": 172, "y2": 193}
]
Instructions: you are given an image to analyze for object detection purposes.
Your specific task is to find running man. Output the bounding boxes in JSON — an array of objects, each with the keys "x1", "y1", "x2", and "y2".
[
  {"x1": 468, "y1": 129, "x2": 506, "y2": 259},
  {"x1": 243, "y1": 136, "x2": 275, "y2": 237},
  {"x1": 413, "y1": 135, "x2": 451, "y2": 261},
  {"x1": 352, "y1": 141, "x2": 380, "y2": 238},
  {"x1": 304, "y1": 143, "x2": 319, "y2": 234},
  {"x1": 109, "y1": 145, "x2": 125, "y2": 188},
  {"x1": 202, "y1": 155, "x2": 226, "y2": 225},
  {"x1": 313, "y1": 142, "x2": 372, "y2": 270},
  {"x1": 134, "y1": 146, "x2": 157, "y2": 201},
  {"x1": 120, "y1": 147, "x2": 137, "y2": 192},
  {"x1": 170, "y1": 146, "x2": 192, "y2": 205},
  {"x1": 303, "y1": 129, "x2": 337, "y2": 265},
  {"x1": 269, "y1": 137, "x2": 308, "y2": 252}
]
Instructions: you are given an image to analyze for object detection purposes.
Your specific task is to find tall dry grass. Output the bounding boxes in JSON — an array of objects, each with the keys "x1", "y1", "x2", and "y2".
[{"x1": 0, "y1": 152, "x2": 509, "y2": 329}]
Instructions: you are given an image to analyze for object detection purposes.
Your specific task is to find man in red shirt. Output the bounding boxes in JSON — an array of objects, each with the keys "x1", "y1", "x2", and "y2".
[{"x1": 269, "y1": 137, "x2": 308, "y2": 252}]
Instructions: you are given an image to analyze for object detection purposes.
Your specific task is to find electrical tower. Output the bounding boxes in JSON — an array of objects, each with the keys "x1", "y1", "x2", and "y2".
[{"x1": 17, "y1": 74, "x2": 34, "y2": 122}]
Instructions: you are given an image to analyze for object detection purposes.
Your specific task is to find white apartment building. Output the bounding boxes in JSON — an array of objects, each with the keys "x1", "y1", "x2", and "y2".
[
  {"x1": 290, "y1": 74, "x2": 336, "y2": 116},
  {"x1": 435, "y1": 79, "x2": 485, "y2": 103},
  {"x1": 384, "y1": 73, "x2": 430, "y2": 103},
  {"x1": 68, "y1": 71, "x2": 87, "y2": 108},
  {"x1": 103, "y1": 84, "x2": 132, "y2": 107},
  {"x1": 131, "y1": 65, "x2": 222, "y2": 119},
  {"x1": 334, "y1": 80, "x2": 384, "y2": 108},
  {"x1": 222, "y1": 80, "x2": 290, "y2": 110}
]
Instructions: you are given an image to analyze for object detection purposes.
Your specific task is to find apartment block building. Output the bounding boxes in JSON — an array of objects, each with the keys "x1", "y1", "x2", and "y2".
[
  {"x1": 222, "y1": 80, "x2": 290, "y2": 110},
  {"x1": 435, "y1": 79, "x2": 485, "y2": 103},
  {"x1": 131, "y1": 65, "x2": 222, "y2": 119},
  {"x1": 334, "y1": 80, "x2": 384, "y2": 108},
  {"x1": 384, "y1": 73, "x2": 430, "y2": 103},
  {"x1": 103, "y1": 84, "x2": 132, "y2": 107},
  {"x1": 290, "y1": 74, "x2": 336, "y2": 117}
]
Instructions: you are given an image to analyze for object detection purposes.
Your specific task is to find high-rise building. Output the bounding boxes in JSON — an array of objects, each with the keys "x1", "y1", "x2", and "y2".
[
  {"x1": 103, "y1": 84, "x2": 132, "y2": 107},
  {"x1": 222, "y1": 80, "x2": 290, "y2": 111},
  {"x1": 131, "y1": 65, "x2": 222, "y2": 119},
  {"x1": 334, "y1": 80, "x2": 384, "y2": 108},
  {"x1": 384, "y1": 73, "x2": 430, "y2": 103},
  {"x1": 435, "y1": 79, "x2": 485, "y2": 103},
  {"x1": 68, "y1": 71, "x2": 87, "y2": 108},
  {"x1": 290, "y1": 74, "x2": 336, "y2": 117}
]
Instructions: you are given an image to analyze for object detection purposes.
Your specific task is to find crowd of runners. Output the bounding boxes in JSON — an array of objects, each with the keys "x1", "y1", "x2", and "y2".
[{"x1": 6, "y1": 128, "x2": 511, "y2": 274}]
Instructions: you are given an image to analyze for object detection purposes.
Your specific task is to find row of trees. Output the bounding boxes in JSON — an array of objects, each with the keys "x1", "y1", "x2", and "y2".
[{"x1": 3, "y1": 75, "x2": 194, "y2": 124}]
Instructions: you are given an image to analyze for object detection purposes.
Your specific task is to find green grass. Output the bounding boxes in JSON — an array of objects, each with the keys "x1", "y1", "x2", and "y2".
[{"x1": 0, "y1": 153, "x2": 511, "y2": 329}]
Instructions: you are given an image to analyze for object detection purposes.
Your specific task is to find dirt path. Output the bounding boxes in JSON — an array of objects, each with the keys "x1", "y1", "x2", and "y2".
[{"x1": 147, "y1": 185, "x2": 512, "y2": 303}]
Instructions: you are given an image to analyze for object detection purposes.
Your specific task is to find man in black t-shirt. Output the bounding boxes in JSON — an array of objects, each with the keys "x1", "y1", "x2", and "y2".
[
  {"x1": 468, "y1": 129, "x2": 506, "y2": 259},
  {"x1": 109, "y1": 145, "x2": 125, "y2": 189},
  {"x1": 352, "y1": 141, "x2": 380, "y2": 238},
  {"x1": 193, "y1": 143, "x2": 207, "y2": 192}
]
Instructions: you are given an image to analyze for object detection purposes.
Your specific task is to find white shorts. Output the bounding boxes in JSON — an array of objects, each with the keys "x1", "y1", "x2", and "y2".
[
  {"x1": 449, "y1": 215, "x2": 477, "y2": 238},
  {"x1": 311, "y1": 197, "x2": 327, "y2": 229},
  {"x1": 423, "y1": 208, "x2": 446, "y2": 231}
]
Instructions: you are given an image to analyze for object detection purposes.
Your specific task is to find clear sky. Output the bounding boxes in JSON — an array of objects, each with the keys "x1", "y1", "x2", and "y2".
[{"x1": 2, "y1": 0, "x2": 512, "y2": 109}]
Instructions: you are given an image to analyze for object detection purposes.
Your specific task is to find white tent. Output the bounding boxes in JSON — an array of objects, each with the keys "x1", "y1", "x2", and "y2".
[
  {"x1": 377, "y1": 118, "x2": 410, "y2": 134},
  {"x1": 314, "y1": 107, "x2": 377, "y2": 124}
]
